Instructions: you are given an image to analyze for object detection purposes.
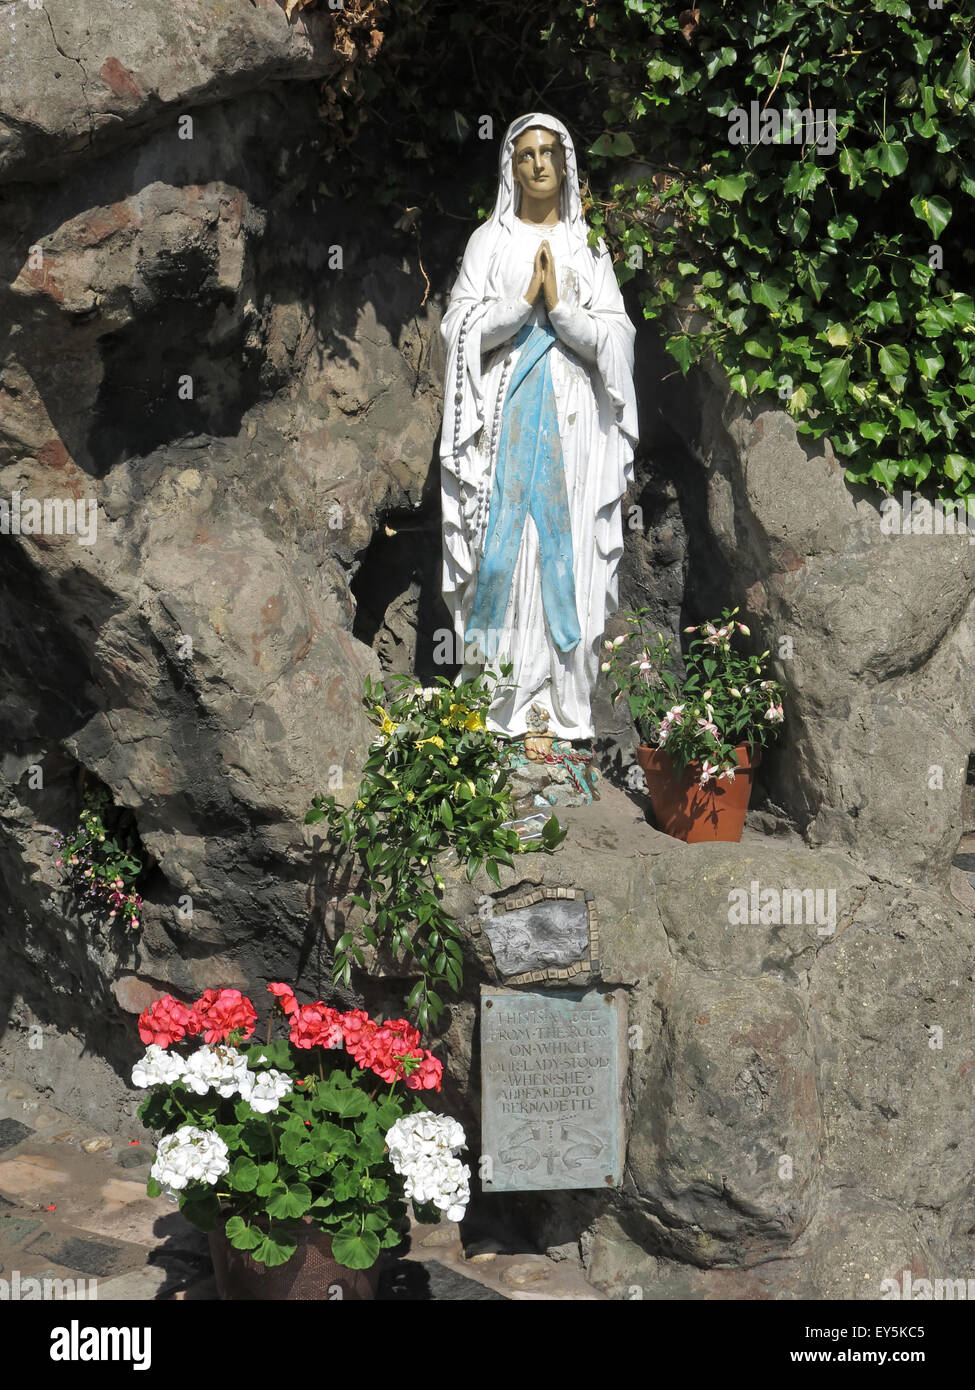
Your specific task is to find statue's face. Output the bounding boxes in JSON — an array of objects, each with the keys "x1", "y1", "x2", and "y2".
[{"x1": 512, "y1": 127, "x2": 564, "y2": 204}]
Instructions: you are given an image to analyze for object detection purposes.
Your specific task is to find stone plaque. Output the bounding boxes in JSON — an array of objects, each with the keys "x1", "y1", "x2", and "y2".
[{"x1": 480, "y1": 987, "x2": 626, "y2": 1192}]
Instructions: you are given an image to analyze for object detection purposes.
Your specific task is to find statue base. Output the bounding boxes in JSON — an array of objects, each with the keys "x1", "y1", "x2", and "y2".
[{"x1": 501, "y1": 738, "x2": 600, "y2": 814}]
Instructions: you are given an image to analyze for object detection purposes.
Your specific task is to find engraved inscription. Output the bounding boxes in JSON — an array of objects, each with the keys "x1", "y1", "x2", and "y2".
[{"x1": 480, "y1": 988, "x2": 624, "y2": 1192}]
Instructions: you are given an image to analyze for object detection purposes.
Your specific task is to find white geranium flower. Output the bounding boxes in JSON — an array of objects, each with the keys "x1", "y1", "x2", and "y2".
[
  {"x1": 132, "y1": 1044, "x2": 184, "y2": 1089},
  {"x1": 181, "y1": 1044, "x2": 253, "y2": 1098},
  {"x1": 151, "y1": 1125, "x2": 229, "y2": 1190},
  {"x1": 385, "y1": 1114, "x2": 470, "y2": 1219},
  {"x1": 238, "y1": 1068, "x2": 292, "y2": 1115}
]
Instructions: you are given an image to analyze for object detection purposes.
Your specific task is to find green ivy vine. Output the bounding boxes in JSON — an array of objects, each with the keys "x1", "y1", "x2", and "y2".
[{"x1": 328, "y1": 0, "x2": 975, "y2": 497}]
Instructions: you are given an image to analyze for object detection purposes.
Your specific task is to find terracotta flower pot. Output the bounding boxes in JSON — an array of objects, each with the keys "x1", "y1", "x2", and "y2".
[
  {"x1": 635, "y1": 744, "x2": 760, "y2": 843},
  {"x1": 208, "y1": 1218, "x2": 381, "y2": 1301}
]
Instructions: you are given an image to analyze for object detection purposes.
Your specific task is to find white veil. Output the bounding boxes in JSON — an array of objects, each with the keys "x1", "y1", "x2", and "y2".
[{"x1": 482, "y1": 112, "x2": 588, "y2": 255}]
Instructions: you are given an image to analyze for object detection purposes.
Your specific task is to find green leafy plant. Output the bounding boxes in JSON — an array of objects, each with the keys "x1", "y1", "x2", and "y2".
[
  {"x1": 135, "y1": 983, "x2": 468, "y2": 1270},
  {"x1": 306, "y1": 670, "x2": 565, "y2": 1031},
  {"x1": 576, "y1": 1, "x2": 975, "y2": 496},
  {"x1": 52, "y1": 785, "x2": 145, "y2": 931},
  {"x1": 326, "y1": 1, "x2": 975, "y2": 499},
  {"x1": 602, "y1": 607, "x2": 784, "y2": 781}
]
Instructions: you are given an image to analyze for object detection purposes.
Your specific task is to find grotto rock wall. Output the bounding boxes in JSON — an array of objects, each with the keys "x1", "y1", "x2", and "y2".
[{"x1": 0, "y1": 0, "x2": 972, "y2": 1299}]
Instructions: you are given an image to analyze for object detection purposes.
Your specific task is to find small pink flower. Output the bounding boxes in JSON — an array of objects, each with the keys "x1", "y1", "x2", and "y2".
[{"x1": 699, "y1": 760, "x2": 718, "y2": 787}]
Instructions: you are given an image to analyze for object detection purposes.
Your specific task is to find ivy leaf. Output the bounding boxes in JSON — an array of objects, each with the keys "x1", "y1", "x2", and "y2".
[
  {"x1": 819, "y1": 358, "x2": 850, "y2": 399},
  {"x1": 713, "y1": 175, "x2": 748, "y2": 203},
  {"x1": 610, "y1": 133, "x2": 636, "y2": 157},
  {"x1": 874, "y1": 142, "x2": 908, "y2": 177},
  {"x1": 878, "y1": 344, "x2": 910, "y2": 377},
  {"x1": 910, "y1": 194, "x2": 952, "y2": 237}
]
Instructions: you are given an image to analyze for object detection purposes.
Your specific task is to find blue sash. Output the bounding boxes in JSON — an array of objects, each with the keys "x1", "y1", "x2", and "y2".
[{"x1": 465, "y1": 322, "x2": 581, "y2": 653}]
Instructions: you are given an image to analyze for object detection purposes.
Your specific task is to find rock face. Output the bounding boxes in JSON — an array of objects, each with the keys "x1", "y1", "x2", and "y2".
[
  {"x1": 1, "y1": 0, "x2": 973, "y2": 1302},
  {"x1": 0, "y1": 13, "x2": 446, "y2": 1113},
  {"x1": 665, "y1": 364, "x2": 975, "y2": 885},
  {"x1": 430, "y1": 791, "x2": 975, "y2": 1298}
]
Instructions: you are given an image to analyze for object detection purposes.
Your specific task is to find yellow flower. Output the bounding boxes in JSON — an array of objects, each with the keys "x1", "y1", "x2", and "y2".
[
  {"x1": 405, "y1": 791, "x2": 415, "y2": 802},
  {"x1": 448, "y1": 703, "x2": 468, "y2": 725},
  {"x1": 449, "y1": 755, "x2": 459, "y2": 766},
  {"x1": 464, "y1": 711, "x2": 485, "y2": 731},
  {"x1": 416, "y1": 735, "x2": 445, "y2": 751},
  {"x1": 374, "y1": 706, "x2": 397, "y2": 736}
]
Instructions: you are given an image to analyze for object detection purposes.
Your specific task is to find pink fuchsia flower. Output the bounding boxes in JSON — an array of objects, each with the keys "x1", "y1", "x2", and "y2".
[
  {"x1": 697, "y1": 718, "x2": 720, "y2": 740},
  {"x1": 699, "y1": 760, "x2": 719, "y2": 787},
  {"x1": 267, "y1": 982, "x2": 298, "y2": 1016},
  {"x1": 737, "y1": 622, "x2": 750, "y2": 635},
  {"x1": 764, "y1": 703, "x2": 785, "y2": 723},
  {"x1": 718, "y1": 766, "x2": 737, "y2": 782},
  {"x1": 683, "y1": 625, "x2": 697, "y2": 634}
]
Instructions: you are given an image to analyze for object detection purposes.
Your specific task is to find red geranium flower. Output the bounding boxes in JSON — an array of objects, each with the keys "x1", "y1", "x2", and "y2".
[
  {"x1": 289, "y1": 1002, "x2": 345, "y2": 1050},
  {"x1": 191, "y1": 988, "x2": 257, "y2": 1044},
  {"x1": 404, "y1": 1050, "x2": 443, "y2": 1093},
  {"x1": 268, "y1": 982, "x2": 298, "y2": 1016},
  {"x1": 137, "y1": 995, "x2": 193, "y2": 1048}
]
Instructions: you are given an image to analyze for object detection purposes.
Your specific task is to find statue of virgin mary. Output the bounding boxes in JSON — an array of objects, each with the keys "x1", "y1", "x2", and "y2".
[{"x1": 439, "y1": 112, "x2": 638, "y2": 742}]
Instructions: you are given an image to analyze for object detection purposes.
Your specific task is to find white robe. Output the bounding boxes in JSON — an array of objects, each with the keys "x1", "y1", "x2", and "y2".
[{"x1": 440, "y1": 149, "x2": 638, "y2": 741}]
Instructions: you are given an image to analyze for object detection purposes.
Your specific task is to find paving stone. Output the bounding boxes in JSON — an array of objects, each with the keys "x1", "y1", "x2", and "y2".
[
  {"x1": 116, "y1": 1148, "x2": 151, "y2": 1171},
  {"x1": 499, "y1": 1258, "x2": 553, "y2": 1287},
  {"x1": 415, "y1": 1221, "x2": 461, "y2": 1249},
  {"x1": 96, "y1": 1265, "x2": 175, "y2": 1300},
  {"x1": 47, "y1": 1130, "x2": 81, "y2": 1145},
  {"x1": 25, "y1": 1234, "x2": 127, "y2": 1278},
  {"x1": 0, "y1": 1216, "x2": 43, "y2": 1246},
  {"x1": 81, "y1": 1137, "x2": 112, "y2": 1155},
  {"x1": 29, "y1": 1109, "x2": 65, "y2": 1129},
  {"x1": 0, "y1": 1153, "x2": 69, "y2": 1195},
  {"x1": 0, "y1": 1118, "x2": 35, "y2": 1153},
  {"x1": 379, "y1": 1259, "x2": 508, "y2": 1301}
]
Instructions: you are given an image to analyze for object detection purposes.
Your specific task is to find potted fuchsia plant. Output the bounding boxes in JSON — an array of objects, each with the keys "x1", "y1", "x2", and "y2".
[
  {"x1": 132, "y1": 984, "x2": 470, "y2": 1300},
  {"x1": 602, "y1": 607, "x2": 785, "y2": 842}
]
